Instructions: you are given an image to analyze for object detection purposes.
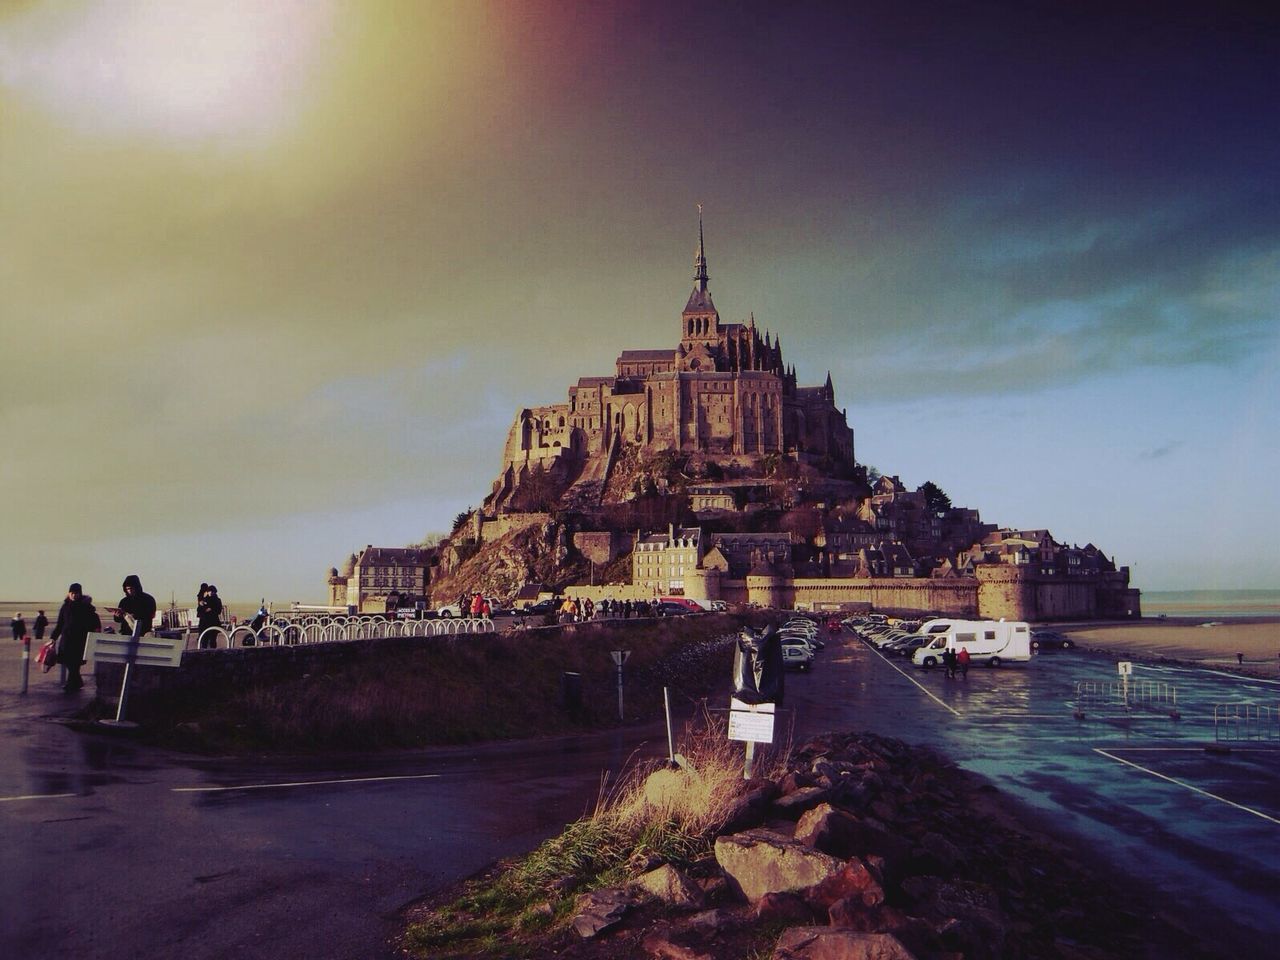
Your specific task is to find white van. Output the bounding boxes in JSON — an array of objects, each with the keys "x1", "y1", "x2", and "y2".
[{"x1": 911, "y1": 620, "x2": 1031, "y2": 668}]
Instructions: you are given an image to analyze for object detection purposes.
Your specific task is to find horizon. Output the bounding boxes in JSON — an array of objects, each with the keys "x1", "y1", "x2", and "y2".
[{"x1": 3, "y1": 2, "x2": 1277, "y2": 602}]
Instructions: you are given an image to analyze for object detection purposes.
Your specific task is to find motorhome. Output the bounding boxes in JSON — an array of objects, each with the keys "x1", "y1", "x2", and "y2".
[{"x1": 911, "y1": 620, "x2": 1032, "y2": 668}]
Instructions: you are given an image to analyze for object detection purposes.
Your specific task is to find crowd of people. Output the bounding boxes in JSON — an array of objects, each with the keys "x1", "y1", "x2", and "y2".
[{"x1": 940, "y1": 644, "x2": 971, "y2": 678}]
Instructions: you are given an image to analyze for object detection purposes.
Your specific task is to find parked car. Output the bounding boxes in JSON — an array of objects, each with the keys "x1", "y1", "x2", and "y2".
[
  {"x1": 781, "y1": 641, "x2": 814, "y2": 671},
  {"x1": 521, "y1": 598, "x2": 560, "y2": 615},
  {"x1": 709, "y1": 600, "x2": 729, "y2": 612},
  {"x1": 1031, "y1": 630, "x2": 1074, "y2": 650},
  {"x1": 659, "y1": 596, "x2": 705, "y2": 613},
  {"x1": 825, "y1": 617, "x2": 843, "y2": 633},
  {"x1": 436, "y1": 603, "x2": 463, "y2": 618},
  {"x1": 655, "y1": 601, "x2": 694, "y2": 616}
]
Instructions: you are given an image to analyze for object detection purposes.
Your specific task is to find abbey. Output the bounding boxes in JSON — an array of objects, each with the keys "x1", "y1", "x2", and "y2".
[{"x1": 488, "y1": 219, "x2": 854, "y2": 511}]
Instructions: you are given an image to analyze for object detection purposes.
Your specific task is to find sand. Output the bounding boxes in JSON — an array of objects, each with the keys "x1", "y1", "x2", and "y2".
[{"x1": 1058, "y1": 617, "x2": 1280, "y2": 678}]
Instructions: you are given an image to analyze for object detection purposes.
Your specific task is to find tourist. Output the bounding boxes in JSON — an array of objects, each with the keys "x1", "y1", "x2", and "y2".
[
  {"x1": 470, "y1": 592, "x2": 485, "y2": 618},
  {"x1": 197, "y1": 584, "x2": 223, "y2": 647},
  {"x1": 111, "y1": 574, "x2": 157, "y2": 640},
  {"x1": 10, "y1": 612, "x2": 26, "y2": 642},
  {"x1": 942, "y1": 647, "x2": 956, "y2": 678},
  {"x1": 33, "y1": 610, "x2": 48, "y2": 641},
  {"x1": 957, "y1": 645, "x2": 970, "y2": 678},
  {"x1": 50, "y1": 583, "x2": 100, "y2": 693}
]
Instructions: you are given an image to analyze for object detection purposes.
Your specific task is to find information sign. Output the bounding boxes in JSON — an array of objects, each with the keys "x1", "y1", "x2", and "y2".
[{"x1": 728, "y1": 696, "x2": 776, "y2": 744}]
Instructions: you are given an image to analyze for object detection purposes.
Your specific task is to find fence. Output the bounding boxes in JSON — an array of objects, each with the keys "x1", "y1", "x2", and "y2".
[
  {"x1": 1213, "y1": 703, "x2": 1280, "y2": 741},
  {"x1": 1073, "y1": 679, "x2": 1180, "y2": 719},
  {"x1": 189, "y1": 615, "x2": 495, "y2": 650}
]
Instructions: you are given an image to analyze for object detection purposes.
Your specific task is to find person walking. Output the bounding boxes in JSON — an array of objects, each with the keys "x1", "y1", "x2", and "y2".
[
  {"x1": 957, "y1": 645, "x2": 970, "y2": 679},
  {"x1": 10, "y1": 613, "x2": 27, "y2": 642},
  {"x1": 50, "y1": 583, "x2": 100, "y2": 693},
  {"x1": 33, "y1": 610, "x2": 49, "y2": 641},
  {"x1": 942, "y1": 646, "x2": 956, "y2": 678}
]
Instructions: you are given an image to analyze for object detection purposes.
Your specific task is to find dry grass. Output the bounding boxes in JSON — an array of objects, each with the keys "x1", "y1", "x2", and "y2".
[{"x1": 401, "y1": 708, "x2": 792, "y2": 958}]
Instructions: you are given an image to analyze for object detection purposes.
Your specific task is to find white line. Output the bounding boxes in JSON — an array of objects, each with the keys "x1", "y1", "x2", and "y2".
[
  {"x1": 1092, "y1": 748, "x2": 1280, "y2": 825},
  {"x1": 864, "y1": 644, "x2": 960, "y2": 717},
  {"x1": 0, "y1": 792, "x2": 77, "y2": 803},
  {"x1": 173, "y1": 773, "x2": 443, "y2": 794}
]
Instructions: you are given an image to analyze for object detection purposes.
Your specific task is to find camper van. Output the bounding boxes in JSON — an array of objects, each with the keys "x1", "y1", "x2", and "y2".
[{"x1": 911, "y1": 620, "x2": 1031, "y2": 668}]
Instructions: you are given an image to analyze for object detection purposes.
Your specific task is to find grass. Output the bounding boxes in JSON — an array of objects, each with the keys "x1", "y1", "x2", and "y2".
[
  {"x1": 400, "y1": 707, "x2": 792, "y2": 958},
  {"x1": 122, "y1": 613, "x2": 769, "y2": 754}
]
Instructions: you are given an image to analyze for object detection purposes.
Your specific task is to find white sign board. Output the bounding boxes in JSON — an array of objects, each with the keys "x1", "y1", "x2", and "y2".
[
  {"x1": 1117, "y1": 661, "x2": 1133, "y2": 677},
  {"x1": 728, "y1": 696, "x2": 776, "y2": 744},
  {"x1": 85, "y1": 632, "x2": 184, "y2": 669}
]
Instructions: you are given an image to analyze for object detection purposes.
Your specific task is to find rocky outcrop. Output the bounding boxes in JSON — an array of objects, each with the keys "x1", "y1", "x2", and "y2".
[{"x1": 714, "y1": 829, "x2": 845, "y2": 903}]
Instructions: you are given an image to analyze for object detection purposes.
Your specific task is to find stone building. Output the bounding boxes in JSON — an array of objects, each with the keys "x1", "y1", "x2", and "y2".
[
  {"x1": 327, "y1": 545, "x2": 433, "y2": 614},
  {"x1": 486, "y1": 217, "x2": 855, "y2": 512}
]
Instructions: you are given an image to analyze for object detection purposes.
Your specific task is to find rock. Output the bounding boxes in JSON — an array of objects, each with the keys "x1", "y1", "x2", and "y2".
[
  {"x1": 774, "y1": 785, "x2": 831, "y2": 818},
  {"x1": 645, "y1": 766, "x2": 692, "y2": 808},
  {"x1": 641, "y1": 928, "x2": 716, "y2": 960},
  {"x1": 914, "y1": 831, "x2": 965, "y2": 873},
  {"x1": 571, "y1": 887, "x2": 631, "y2": 938},
  {"x1": 635, "y1": 864, "x2": 708, "y2": 910},
  {"x1": 722, "y1": 780, "x2": 781, "y2": 833},
  {"x1": 715, "y1": 829, "x2": 845, "y2": 903},
  {"x1": 773, "y1": 927, "x2": 920, "y2": 959},
  {"x1": 804, "y1": 859, "x2": 885, "y2": 912},
  {"x1": 755, "y1": 891, "x2": 815, "y2": 924}
]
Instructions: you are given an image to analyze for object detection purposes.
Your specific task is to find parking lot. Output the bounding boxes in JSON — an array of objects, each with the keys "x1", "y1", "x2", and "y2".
[{"x1": 782, "y1": 626, "x2": 1280, "y2": 951}]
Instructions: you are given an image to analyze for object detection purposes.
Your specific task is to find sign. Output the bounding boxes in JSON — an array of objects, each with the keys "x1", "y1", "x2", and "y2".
[
  {"x1": 611, "y1": 650, "x2": 631, "y2": 667},
  {"x1": 728, "y1": 696, "x2": 776, "y2": 744},
  {"x1": 1117, "y1": 661, "x2": 1133, "y2": 677},
  {"x1": 85, "y1": 632, "x2": 184, "y2": 669}
]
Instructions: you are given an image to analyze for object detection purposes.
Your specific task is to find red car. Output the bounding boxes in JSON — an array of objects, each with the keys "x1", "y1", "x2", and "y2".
[{"x1": 825, "y1": 617, "x2": 843, "y2": 633}]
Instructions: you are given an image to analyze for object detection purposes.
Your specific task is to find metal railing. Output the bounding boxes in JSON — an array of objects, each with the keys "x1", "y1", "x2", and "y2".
[
  {"x1": 187, "y1": 615, "x2": 495, "y2": 650},
  {"x1": 1073, "y1": 680, "x2": 1180, "y2": 719},
  {"x1": 1213, "y1": 703, "x2": 1280, "y2": 741}
]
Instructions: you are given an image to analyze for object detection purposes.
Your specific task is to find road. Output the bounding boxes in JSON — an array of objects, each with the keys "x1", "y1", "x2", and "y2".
[{"x1": 2, "y1": 625, "x2": 1278, "y2": 957}]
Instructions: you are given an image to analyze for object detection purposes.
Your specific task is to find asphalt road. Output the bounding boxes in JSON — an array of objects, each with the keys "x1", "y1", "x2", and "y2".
[{"x1": 3, "y1": 626, "x2": 1278, "y2": 958}]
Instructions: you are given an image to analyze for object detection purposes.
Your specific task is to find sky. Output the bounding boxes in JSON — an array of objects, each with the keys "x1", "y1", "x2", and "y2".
[{"x1": 1, "y1": 0, "x2": 1277, "y2": 604}]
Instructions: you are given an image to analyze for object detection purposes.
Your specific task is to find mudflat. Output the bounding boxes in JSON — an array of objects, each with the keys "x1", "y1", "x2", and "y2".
[{"x1": 1060, "y1": 618, "x2": 1280, "y2": 677}]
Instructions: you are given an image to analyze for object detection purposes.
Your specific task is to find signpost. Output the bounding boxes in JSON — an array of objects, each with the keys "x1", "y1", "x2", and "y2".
[
  {"x1": 611, "y1": 650, "x2": 630, "y2": 721},
  {"x1": 728, "y1": 696, "x2": 776, "y2": 779},
  {"x1": 85, "y1": 631, "x2": 185, "y2": 727},
  {"x1": 1118, "y1": 660, "x2": 1132, "y2": 709}
]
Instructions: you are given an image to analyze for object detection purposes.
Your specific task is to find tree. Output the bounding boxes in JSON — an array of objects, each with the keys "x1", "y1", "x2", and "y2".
[
  {"x1": 411, "y1": 532, "x2": 447, "y2": 549},
  {"x1": 919, "y1": 481, "x2": 952, "y2": 516},
  {"x1": 452, "y1": 509, "x2": 474, "y2": 534},
  {"x1": 863, "y1": 464, "x2": 881, "y2": 485}
]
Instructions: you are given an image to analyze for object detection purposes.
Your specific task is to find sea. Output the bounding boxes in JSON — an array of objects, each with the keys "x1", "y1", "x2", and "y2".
[{"x1": 1140, "y1": 589, "x2": 1280, "y2": 620}]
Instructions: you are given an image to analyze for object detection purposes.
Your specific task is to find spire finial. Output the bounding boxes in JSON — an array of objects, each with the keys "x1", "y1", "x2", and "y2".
[{"x1": 693, "y1": 203, "x2": 708, "y2": 290}]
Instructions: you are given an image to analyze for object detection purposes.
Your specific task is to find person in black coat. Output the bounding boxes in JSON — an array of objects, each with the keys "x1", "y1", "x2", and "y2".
[
  {"x1": 51, "y1": 583, "x2": 100, "y2": 693},
  {"x1": 33, "y1": 610, "x2": 49, "y2": 640},
  {"x1": 110, "y1": 574, "x2": 157, "y2": 639}
]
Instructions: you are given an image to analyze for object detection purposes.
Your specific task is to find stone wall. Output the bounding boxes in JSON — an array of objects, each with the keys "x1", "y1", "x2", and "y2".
[
  {"x1": 572, "y1": 530, "x2": 628, "y2": 566},
  {"x1": 478, "y1": 512, "x2": 550, "y2": 544}
]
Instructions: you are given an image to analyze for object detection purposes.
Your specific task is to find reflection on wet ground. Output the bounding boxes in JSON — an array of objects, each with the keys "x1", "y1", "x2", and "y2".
[{"x1": 786, "y1": 637, "x2": 1280, "y2": 950}]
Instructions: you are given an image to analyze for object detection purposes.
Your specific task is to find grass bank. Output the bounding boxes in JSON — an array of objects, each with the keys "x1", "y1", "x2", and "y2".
[{"x1": 101, "y1": 614, "x2": 769, "y2": 754}]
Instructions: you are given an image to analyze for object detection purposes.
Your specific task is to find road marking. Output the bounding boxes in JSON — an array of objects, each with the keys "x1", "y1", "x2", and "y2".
[
  {"x1": 173, "y1": 773, "x2": 443, "y2": 793},
  {"x1": 0, "y1": 791, "x2": 76, "y2": 803},
  {"x1": 1092, "y1": 748, "x2": 1280, "y2": 825},
  {"x1": 863, "y1": 644, "x2": 961, "y2": 717}
]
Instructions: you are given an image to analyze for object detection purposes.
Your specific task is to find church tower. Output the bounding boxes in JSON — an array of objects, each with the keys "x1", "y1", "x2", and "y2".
[{"x1": 681, "y1": 207, "x2": 720, "y2": 352}]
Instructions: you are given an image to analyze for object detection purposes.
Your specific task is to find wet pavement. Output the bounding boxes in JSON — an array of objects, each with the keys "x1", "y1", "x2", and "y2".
[
  {"x1": 2, "y1": 630, "x2": 1278, "y2": 957},
  {"x1": 783, "y1": 634, "x2": 1280, "y2": 952}
]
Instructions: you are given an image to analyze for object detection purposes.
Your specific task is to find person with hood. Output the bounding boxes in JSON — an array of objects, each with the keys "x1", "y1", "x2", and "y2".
[
  {"x1": 110, "y1": 574, "x2": 157, "y2": 640},
  {"x1": 50, "y1": 583, "x2": 100, "y2": 693},
  {"x1": 33, "y1": 610, "x2": 49, "y2": 641},
  {"x1": 197, "y1": 584, "x2": 223, "y2": 647}
]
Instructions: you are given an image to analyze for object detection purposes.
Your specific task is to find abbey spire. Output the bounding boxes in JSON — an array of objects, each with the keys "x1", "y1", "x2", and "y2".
[{"x1": 682, "y1": 203, "x2": 719, "y2": 339}]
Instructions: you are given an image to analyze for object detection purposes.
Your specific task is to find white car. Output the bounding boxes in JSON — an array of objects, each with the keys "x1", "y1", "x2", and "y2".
[{"x1": 781, "y1": 642, "x2": 814, "y2": 671}]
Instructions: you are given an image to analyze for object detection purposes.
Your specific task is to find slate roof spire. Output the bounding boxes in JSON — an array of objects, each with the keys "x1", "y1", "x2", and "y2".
[{"x1": 693, "y1": 202, "x2": 709, "y2": 290}]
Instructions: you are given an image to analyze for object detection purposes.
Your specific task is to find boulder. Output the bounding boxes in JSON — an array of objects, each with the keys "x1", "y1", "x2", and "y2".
[
  {"x1": 804, "y1": 859, "x2": 885, "y2": 912},
  {"x1": 773, "y1": 927, "x2": 919, "y2": 960},
  {"x1": 635, "y1": 863, "x2": 707, "y2": 910},
  {"x1": 715, "y1": 829, "x2": 845, "y2": 903},
  {"x1": 773, "y1": 785, "x2": 832, "y2": 817},
  {"x1": 755, "y1": 890, "x2": 815, "y2": 924},
  {"x1": 571, "y1": 887, "x2": 631, "y2": 938}
]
